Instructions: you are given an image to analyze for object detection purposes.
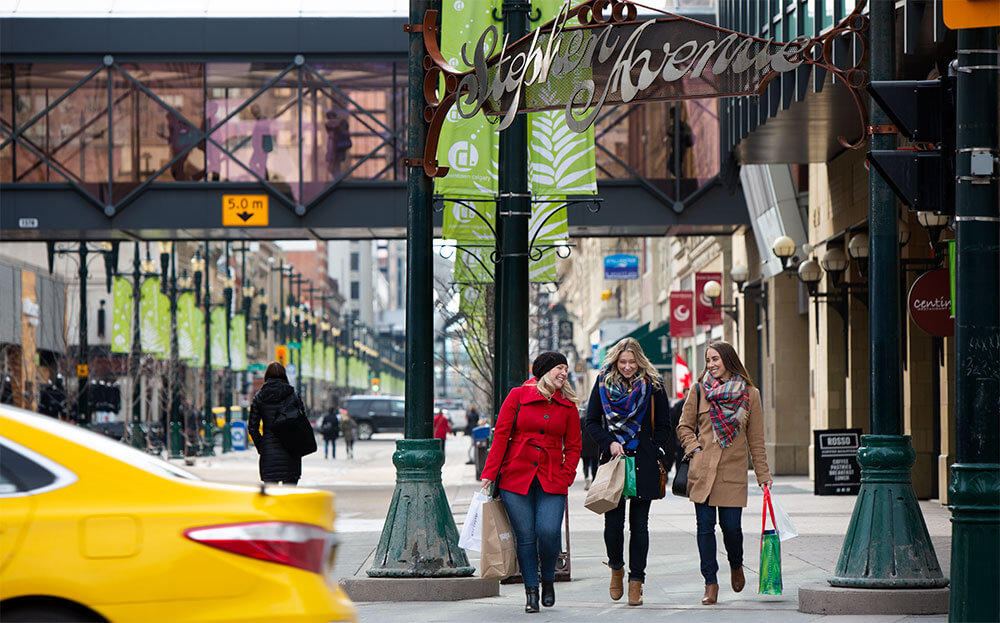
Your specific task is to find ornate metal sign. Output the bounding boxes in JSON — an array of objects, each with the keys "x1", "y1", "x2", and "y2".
[{"x1": 416, "y1": 0, "x2": 869, "y2": 178}]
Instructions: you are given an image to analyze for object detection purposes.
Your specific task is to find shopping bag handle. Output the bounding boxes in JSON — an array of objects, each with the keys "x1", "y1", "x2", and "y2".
[{"x1": 761, "y1": 484, "x2": 778, "y2": 537}]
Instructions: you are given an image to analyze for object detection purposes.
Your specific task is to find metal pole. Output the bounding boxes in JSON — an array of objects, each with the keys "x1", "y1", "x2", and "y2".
[
  {"x1": 168, "y1": 245, "x2": 183, "y2": 458},
  {"x1": 223, "y1": 242, "x2": 233, "y2": 453},
  {"x1": 948, "y1": 27, "x2": 1000, "y2": 623},
  {"x1": 130, "y1": 242, "x2": 143, "y2": 448},
  {"x1": 497, "y1": 0, "x2": 530, "y2": 405},
  {"x1": 368, "y1": 0, "x2": 473, "y2": 578},
  {"x1": 830, "y1": 3, "x2": 946, "y2": 588},
  {"x1": 202, "y1": 240, "x2": 215, "y2": 456},
  {"x1": 77, "y1": 245, "x2": 89, "y2": 427}
]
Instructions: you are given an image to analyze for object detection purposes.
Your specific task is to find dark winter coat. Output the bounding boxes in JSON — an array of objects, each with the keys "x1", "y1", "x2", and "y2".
[
  {"x1": 585, "y1": 380, "x2": 673, "y2": 501},
  {"x1": 580, "y1": 413, "x2": 599, "y2": 459},
  {"x1": 248, "y1": 379, "x2": 304, "y2": 483},
  {"x1": 320, "y1": 413, "x2": 341, "y2": 441}
]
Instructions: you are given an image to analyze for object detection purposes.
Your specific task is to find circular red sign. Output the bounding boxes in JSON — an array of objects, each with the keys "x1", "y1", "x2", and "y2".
[{"x1": 907, "y1": 269, "x2": 954, "y2": 337}]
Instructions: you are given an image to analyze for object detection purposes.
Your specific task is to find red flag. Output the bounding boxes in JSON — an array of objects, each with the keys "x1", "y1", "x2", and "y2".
[
  {"x1": 669, "y1": 291, "x2": 695, "y2": 338},
  {"x1": 675, "y1": 353, "x2": 692, "y2": 399},
  {"x1": 695, "y1": 272, "x2": 723, "y2": 326}
]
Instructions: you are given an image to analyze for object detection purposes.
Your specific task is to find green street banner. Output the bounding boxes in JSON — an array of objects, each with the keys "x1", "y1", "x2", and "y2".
[
  {"x1": 530, "y1": 251, "x2": 557, "y2": 282},
  {"x1": 210, "y1": 307, "x2": 228, "y2": 370},
  {"x1": 229, "y1": 314, "x2": 247, "y2": 371},
  {"x1": 314, "y1": 340, "x2": 325, "y2": 382},
  {"x1": 153, "y1": 293, "x2": 171, "y2": 359},
  {"x1": 305, "y1": 337, "x2": 315, "y2": 379},
  {"x1": 443, "y1": 200, "x2": 496, "y2": 241},
  {"x1": 459, "y1": 284, "x2": 486, "y2": 317},
  {"x1": 454, "y1": 246, "x2": 493, "y2": 285},
  {"x1": 177, "y1": 292, "x2": 197, "y2": 360},
  {"x1": 189, "y1": 307, "x2": 205, "y2": 368},
  {"x1": 111, "y1": 277, "x2": 132, "y2": 353},
  {"x1": 140, "y1": 278, "x2": 168, "y2": 354},
  {"x1": 326, "y1": 345, "x2": 335, "y2": 383}
]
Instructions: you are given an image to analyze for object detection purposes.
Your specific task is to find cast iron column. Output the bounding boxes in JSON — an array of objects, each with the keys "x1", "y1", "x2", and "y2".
[
  {"x1": 77, "y1": 245, "x2": 89, "y2": 427},
  {"x1": 168, "y1": 246, "x2": 183, "y2": 458},
  {"x1": 496, "y1": 0, "x2": 530, "y2": 404},
  {"x1": 830, "y1": 2, "x2": 946, "y2": 588},
  {"x1": 202, "y1": 241, "x2": 215, "y2": 456},
  {"x1": 367, "y1": 0, "x2": 473, "y2": 578},
  {"x1": 130, "y1": 243, "x2": 143, "y2": 448},
  {"x1": 223, "y1": 242, "x2": 233, "y2": 453},
  {"x1": 948, "y1": 27, "x2": 999, "y2": 623}
]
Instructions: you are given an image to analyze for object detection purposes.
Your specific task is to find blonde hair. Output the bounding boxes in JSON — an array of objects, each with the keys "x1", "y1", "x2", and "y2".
[
  {"x1": 601, "y1": 337, "x2": 663, "y2": 390},
  {"x1": 537, "y1": 370, "x2": 580, "y2": 405}
]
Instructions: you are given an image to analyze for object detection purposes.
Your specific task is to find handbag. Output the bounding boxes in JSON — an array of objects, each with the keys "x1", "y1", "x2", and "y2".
[
  {"x1": 272, "y1": 394, "x2": 317, "y2": 457},
  {"x1": 650, "y1": 393, "x2": 668, "y2": 499},
  {"x1": 623, "y1": 455, "x2": 638, "y2": 497},
  {"x1": 480, "y1": 497, "x2": 518, "y2": 579},
  {"x1": 584, "y1": 455, "x2": 625, "y2": 514},
  {"x1": 458, "y1": 489, "x2": 490, "y2": 552},
  {"x1": 759, "y1": 485, "x2": 783, "y2": 595},
  {"x1": 671, "y1": 384, "x2": 700, "y2": 498}
]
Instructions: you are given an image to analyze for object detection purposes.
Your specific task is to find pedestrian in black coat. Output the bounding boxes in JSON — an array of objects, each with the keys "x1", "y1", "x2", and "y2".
[
  {"x1": 248, "y1": 362, "x2": 304, "y2": 485},
  {"x1": 580, "y1": 411, "x2": 600, "y2": 490}
]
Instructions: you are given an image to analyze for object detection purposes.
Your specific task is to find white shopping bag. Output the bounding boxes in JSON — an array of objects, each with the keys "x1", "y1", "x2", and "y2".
[
  {"x1": 458, "y1": 490, "x2": 490, "y2": 551},
  {"x1": 769, "y1": 491, "x2": 798, "y2": 541}
]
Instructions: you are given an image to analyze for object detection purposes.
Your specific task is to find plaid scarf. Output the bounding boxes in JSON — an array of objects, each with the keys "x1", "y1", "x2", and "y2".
[
  {"x1": 704, "y1": 374, "x2": 749, "y2": 448},
  {"x1": 599, "y1": 371, "x2": 649, "y2": 451}
]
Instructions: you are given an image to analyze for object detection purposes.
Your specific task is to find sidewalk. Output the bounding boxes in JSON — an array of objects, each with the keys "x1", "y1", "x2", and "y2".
[{"x1": 179, "y1": 436, "x2": 952, "y2": 622}]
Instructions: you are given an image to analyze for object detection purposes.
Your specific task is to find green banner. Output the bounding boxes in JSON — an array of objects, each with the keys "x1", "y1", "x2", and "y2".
[
  {"x1": 314, "y1": 340, "x2": 325, "y2": 382},
  {"x1": 210, "y1": 306, "x2": 228, "y2": 370},
  {"x1": 302, "y1": 337, "x2": 313, "y2": 379},
  {"x1": 140, "y1": 278, "x2": 168, "y2": 354},
  {"x1": 177, "y1": 292, "x2": 196, "y2": 360},
  {"x1": 443, "y1": 199, "x2": 496, "y2": 241},
  {"x1": 454, "y1": 246, "x2": 493, "y2": 285},
  {"x1": 530, "y1": 251, "x2": 557, "y2": 283},
  {"x1": 229, "y1": 314, "x2": 247, "y2": 371},
  {"x1": 189, "y1": 307, "x2": 205, "y2": 368},
  {"x1": 326, "y1": 345, "x2": 335, "y2": 383},
  {"x1": 111, "y1": 277, "x2": 132, "y2": 354}
]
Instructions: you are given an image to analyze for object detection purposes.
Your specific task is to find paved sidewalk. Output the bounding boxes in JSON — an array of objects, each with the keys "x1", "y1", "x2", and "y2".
[{"x1": 178, "y1": 435, "x2": 952, "y2": 622}]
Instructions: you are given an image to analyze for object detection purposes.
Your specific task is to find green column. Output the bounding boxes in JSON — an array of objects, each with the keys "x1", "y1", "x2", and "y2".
[
  {"x1": 130, "y1": 243, "x2": 144, "y2": 449},
  {"x1": 367, "y1": 0, "x2": 472, "y2": 578},
  {"x1": 949, "y1": 27, "x2": 999, "y2": 623},
  {"x1": 495, "y1": 0, "x2": 530, "y2": 405},
  {"x1": 168, "y1": 246, "x2": 184, "y2": 459},
  {"x1": 202, "y1": 241, "x2": 215, "y2": 456},
  {"x1": 77, "y1": 245, "x2": 90, "y2": 428},
  {"x1": 829, "y1": 2, "x2": 946, "y2": 589}
]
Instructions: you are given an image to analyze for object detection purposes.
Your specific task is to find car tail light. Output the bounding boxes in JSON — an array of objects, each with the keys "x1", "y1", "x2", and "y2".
[{"x1": 184, "y1": 522, "x2": 337, "y2": 574}]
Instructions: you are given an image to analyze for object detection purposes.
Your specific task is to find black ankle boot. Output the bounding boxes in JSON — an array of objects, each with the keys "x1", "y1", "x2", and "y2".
[
  {"x1": 524, "y1": 587, "x2": 540, "y2": 613},
  {"x1": 541, "y1": 581, "x2": 555, "y2": 607}
]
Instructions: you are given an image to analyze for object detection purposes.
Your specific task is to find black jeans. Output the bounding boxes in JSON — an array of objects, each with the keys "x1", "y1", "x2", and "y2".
[
  {"x1": 604, "y1": 496, "x2": 652, "y2": 582},
  {"x1": 582, "y1": 456, "x2": 599, "y2": 480},
  {"x1": 694, "y1": 501, "x2": 743, "y2": 585}
]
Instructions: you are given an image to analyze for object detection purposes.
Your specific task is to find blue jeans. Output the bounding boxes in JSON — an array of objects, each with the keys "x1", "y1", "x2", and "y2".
[
  {"x1": 694, "y1": 502, "x2": 743, "y2": 585},
  {"x1": 324, "y1": 437, "x2": 336, "y2": 458},
  {"x1": 499, "y1": 479, "x2": 566, "y2": 588}
]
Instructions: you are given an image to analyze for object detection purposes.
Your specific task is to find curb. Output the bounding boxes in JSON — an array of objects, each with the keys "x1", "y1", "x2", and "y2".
[
  {"x1": 339, "y1": 576, "x2": 500, "y2": 602},
  {"x1": 798, "y1": 583, "x2": 950, "y2": 615}
]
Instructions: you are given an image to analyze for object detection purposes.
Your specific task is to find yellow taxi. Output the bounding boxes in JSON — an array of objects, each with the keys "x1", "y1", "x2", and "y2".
[{"x1": 0, "y1": 405, "x2": 356, "y2": 623}]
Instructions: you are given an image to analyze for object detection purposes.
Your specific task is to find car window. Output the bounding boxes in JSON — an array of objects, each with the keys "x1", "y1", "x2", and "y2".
[
  {"x1": 390, "y1": 401, "x2": 405, "y2": 414},
  {"x1": 0, "y1": 438, "x2": 77, "y2": 497},
  {"x1": 347, "y1": 400, "x2": 369, "y2": 414},
  {"x1": 368, "y1": 400, "x2": 388, "y2": 413}
]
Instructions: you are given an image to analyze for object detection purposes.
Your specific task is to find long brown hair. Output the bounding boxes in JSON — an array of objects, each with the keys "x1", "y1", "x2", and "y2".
[
  {"x1": 700, "y1": 340, "x2": 754, "y2": 387},
  {"x1": 264, "y1": 361, "x2": 289, "y2": 383},
  {"x1": 601, "y1": 337, "x2": 663, "y2": 390}
]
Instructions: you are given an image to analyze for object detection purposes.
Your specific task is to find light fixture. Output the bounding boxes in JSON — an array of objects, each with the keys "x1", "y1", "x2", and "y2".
[
  {"x1": 222, "y1": 273, "x2": 235, "y2": 290},
  {"x1": 178, "y1": 270, "x2": 193, "y2": 290},
  {"x1": 243, "y1": 282, "x2": 255, "y2": 298},
  {"x1": 321, "y1": 321, "x2": 331, "y2": 331},
  {"x1": 702, "y1": 279, "x2": 738, "y2": 322},
  {"x1": 772, "y1": 235, "x2": 797, "y2": 270},
  {"x1": 190, "y1": 251, "x2": 206, "y2": 274},
  {"x1": 157, "y1": 241, "x2": 173, "y2": 255},
  {"x1": 820, "y1": 247, "x2": 848, "y2": 288},
  {"x1": 702, "y1": 279, "x2": 722, "y2": 301},
  {"x1": 797, "y1": 258, "x2": 823, "y2": 296},
  {"x1": 848, "y1": 233, "x2": 869, "y2": 278},
  {"x1": 141, "y1": 258, "x2": 158, "y2": 274},
  {"x1": 730, "y1": 264, "x2": 748, "y2": 293},
  {"x1": 898, "y1": 217, "x2": 911, "y2": 248},
  {"x1": 916, "y1": 210, "x2": 949, "y2": 249}
]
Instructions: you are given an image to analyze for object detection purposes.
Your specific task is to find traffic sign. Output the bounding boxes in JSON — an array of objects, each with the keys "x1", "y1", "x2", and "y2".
[
  {"x1": 222, "y1": 194, "x2": 269, "y2": 226},
  {"x1": 943, "y1": 0, "x2": 1000, "y2": 28},
  {"x1": 76, "y1": 364, "x2": 89, "y2": 377},
  {"x1": 275, "y1": 345, "x2": 289, "y2": 366},
  {"x1": 231, "y1": 421, "x2": 248, "y2": 451}
]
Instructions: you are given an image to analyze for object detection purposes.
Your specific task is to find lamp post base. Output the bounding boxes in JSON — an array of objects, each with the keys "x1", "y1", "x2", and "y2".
[
  {"x1": 168, "y1": 420, "x2": 184, "y2": 459},
  {"x1": 829, "y1": 435, "x2": 949, "y2": 588},
  {"x1": 948, "y1": 463, "x2": 999, "y2": 622},
  {"x1": 367, "y1": 439, "x2": 475, "y2": 578},
  {"x1": 131, "y1": 422, "x2": 145, "y2": 450}
]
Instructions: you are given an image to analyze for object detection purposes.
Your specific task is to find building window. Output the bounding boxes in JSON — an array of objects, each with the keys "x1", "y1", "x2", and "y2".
[
  {"x1": 350, "y1": 252, "x2": 360, "y2": 271},
  {"x1": 351, "y1": 281, "x2": 360, "y2": 300}
]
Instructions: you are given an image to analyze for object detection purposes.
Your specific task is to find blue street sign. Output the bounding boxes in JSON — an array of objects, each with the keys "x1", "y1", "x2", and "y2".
[
  {"x1": 604, "y1": 254, "x2": 639, "y2": 280},
  {"x1": 231, "y1": 421, "x2": 248, "y2": 451}
]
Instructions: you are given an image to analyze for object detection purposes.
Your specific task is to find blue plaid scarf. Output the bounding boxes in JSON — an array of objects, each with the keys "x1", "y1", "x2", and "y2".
[{"x1": 599, "y1": 371, "x2": 649, "y2": 451}]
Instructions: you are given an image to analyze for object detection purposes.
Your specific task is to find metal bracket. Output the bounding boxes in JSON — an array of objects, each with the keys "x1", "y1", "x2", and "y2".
[
  {"x1": 868, "y1": 124, "x2": 898, "y2": 135},
  {"x1": 403, "y1": 158, "x2": 424, "y2": 168},
  {"x1": 403, "y1": 23, "x2": 425, "y2": 33}
]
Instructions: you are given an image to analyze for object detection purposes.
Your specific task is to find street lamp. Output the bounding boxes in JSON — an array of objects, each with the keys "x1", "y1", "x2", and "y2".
[
  {"x1": 916, "y1": 210, "x2": 949, "y2": 252},
  {"x1": 848, "y1": 233, "x2": 869, "y2": 278},
  {"x1": 771, "y1": 235, "x2": 798, "y2": 270},
  {"x1": 222, "y1": 265, "x2": 235, "y2": 453},
  {"x1": 729, "y1": 263, "x2": 748, "y2": 293},
  {"x1": 819, "y1": 247, "x2": 849, "y2": 288}
]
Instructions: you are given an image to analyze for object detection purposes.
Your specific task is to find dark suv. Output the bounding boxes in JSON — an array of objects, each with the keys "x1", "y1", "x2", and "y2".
[{"x1": 344, "y1": 396, "x2": 405, "y2": 440}]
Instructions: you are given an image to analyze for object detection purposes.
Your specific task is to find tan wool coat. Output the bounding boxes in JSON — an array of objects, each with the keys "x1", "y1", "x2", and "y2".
[{"x1": 676, "y1": 382, "x2": 772, "y2": 508}]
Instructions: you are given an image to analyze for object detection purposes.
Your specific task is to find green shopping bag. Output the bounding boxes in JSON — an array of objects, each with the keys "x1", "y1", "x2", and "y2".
[
  {"x1": 759, "y1": 486, "x2": 783, "y2": 595},
  {"x1": 623, "y1": 456, "x2": 637, "y2": 498}
]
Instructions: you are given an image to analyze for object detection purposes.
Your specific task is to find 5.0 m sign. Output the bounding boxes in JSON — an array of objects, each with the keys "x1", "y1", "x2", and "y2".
[{"x1": 222, "y1": 194, "x2": 269, "y2": 227}]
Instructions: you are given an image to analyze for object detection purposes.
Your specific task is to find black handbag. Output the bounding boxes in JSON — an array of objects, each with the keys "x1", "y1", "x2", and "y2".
[
  {"x1": 672, "y1": 384, "x2": 700, "y2": 498},
  {"x1": 272, "y1": 394, "x2": 317, "y2": 457}
]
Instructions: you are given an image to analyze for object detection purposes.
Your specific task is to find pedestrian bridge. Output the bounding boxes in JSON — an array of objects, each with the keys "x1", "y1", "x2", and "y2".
[{"x1": 0, "y1": 5, "x2": 748, "y2": 241}]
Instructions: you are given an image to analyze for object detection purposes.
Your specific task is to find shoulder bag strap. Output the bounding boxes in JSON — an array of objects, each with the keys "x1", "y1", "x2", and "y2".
[{"x1": 490, "y1": 390, "x2": 521, "y2": 498}]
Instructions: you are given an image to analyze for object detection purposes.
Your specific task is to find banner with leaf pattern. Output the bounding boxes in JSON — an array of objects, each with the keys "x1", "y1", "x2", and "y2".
[
  {"x1": 302, "y1": 336, "x2": 313, "y2": 379},
  {"x1": 325, "y1": 345, "x2": 335, "y2": 383},
  {"x1": 314, "y1": 340, "x2": 325, "y2": 382},
  {"x1": 177, "y1": 292, "x2": 196, "y2": 360},
  {"x1": 140, "y1": 278, "x2": 168, "y2": 354},
  {"x1": 111, "y1": 277, "x2": 132, "y2": 353},
  {"x1": 210, "y1": 306, "x2": 228, "y2": 370},
  {"x1": 188, "y1": 307, "x2": 205, "y2": 368},
  {"x1": 229, "y1": 314, "x2": 247, "y2": 371}
]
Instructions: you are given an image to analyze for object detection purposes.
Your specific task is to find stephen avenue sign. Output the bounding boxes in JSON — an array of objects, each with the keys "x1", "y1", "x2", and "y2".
[{"x1": 414, "y1": 0, "x2": 870, "y2": 177}]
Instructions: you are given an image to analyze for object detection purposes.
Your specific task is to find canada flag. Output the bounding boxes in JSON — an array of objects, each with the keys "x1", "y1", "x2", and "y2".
[{"x1": 675, "y1": 353, "x2": 692, "y2": 399}]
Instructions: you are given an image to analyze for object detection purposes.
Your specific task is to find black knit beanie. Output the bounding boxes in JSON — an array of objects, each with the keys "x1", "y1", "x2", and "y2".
[{"x1": 532, "y1": 351, "x2": 568, "y2": 380}]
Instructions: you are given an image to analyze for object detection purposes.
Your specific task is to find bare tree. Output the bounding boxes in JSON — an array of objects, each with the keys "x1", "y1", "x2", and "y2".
[{"x1": 432, "y1": 274, "x2": 495, "y2": 417}]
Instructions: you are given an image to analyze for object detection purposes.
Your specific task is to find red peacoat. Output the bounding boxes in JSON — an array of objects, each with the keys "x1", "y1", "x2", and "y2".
[{"x1": 481, "y1": 378, "x2": 582, "y2": 496}]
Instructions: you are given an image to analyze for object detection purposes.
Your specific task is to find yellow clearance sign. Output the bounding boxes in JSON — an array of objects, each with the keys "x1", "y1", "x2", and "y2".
[
  {"x1": 222, "y1": 194, "x2": 269, "y2": 226},
  {"x1": 943, "y1": 0, "x2": 1000, "y2": 28}
]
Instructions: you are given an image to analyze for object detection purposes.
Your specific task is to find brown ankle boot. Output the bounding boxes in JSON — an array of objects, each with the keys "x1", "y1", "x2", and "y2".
[
  {"x1": 627, "y1": 580, "x2": 643, "y2": 606},
  {"x1": 731, "y1": 566, "x2": 745, "y2": 593},
  {"x1": 609, "y1": 567, "x2": 624, "y2": 601},
  {"x1": 701, "y1": 583, "x2": 719, "y2": 605}
]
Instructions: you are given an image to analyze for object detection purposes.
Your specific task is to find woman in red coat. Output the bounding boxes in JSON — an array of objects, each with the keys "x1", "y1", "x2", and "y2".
[{"x1": 481, "y1": 352, "x2": 581, "y2": 614}]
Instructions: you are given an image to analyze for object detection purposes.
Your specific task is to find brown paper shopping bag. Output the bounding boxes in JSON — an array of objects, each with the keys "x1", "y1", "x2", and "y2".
[
  {"x1": 584, "y1": 455, "x2": 625, "y2": 514},
  {"x1": 479, "y1": 498, "x2": 518, "y2": 579}
]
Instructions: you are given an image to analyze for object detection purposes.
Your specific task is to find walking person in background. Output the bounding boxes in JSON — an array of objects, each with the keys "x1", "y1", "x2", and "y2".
[
  {"x1": 481, "y1": 352, "x2": 581, "y2": 613},
  {"x1": 585, "y1": 337, "x2": 672, "y2": 607},
  {"x1": 248, "y1": 362, "x2": 304, "y2": 485},
  {"x1": 677, "y1": 341, "x2": 772, "y2": 606},
  {"x1": 580, "y1": 410, "x2": 599, "y2": 490},
  {"x1": 434, "y1": 409, "x2": 452, "y2": 457},
  {"x1": 320, "y1": 408, "x2": 340, "y2": 459},
  {"x1": 340, "y1": 409, "x2": 356, "y2": 459}
]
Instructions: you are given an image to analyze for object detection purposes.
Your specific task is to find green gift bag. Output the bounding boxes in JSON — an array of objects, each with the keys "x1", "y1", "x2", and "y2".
[
  {"x1": 759, "y1": 486, "x2": 783, "y2": 595},
  {"x1": 623, "y1": 455, "x2": 637, "y2": 498}
]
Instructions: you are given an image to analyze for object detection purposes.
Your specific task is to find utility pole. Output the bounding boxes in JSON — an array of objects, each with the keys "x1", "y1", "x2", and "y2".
[
  {"x1": 948, "y1": 27, "x2": 999, "y2": 623},
  {"x1": 202, "y1": 241, "x2": 215, "y2": 456},
  {"x1": 367, "y1": 0, "x2": 473, "y2": 578},
  {"x1": 77, "y1": 244, "x2": 89, "y2": 427},
  {"x1": 222, "y1": 241, "x2": 233, "y2": 453}
]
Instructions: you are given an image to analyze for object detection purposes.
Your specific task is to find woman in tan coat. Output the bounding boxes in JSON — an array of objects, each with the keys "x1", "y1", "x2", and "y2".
[{"x1": 677, "y1": 341, "x2": 772, "y2": 606}]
